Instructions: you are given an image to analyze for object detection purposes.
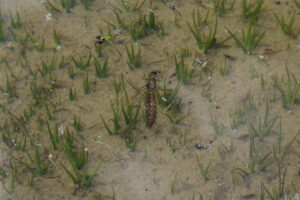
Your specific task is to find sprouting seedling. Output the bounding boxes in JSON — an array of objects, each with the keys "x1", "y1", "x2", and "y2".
[
  {"x1": 226, "y1": 22, "x2": 265, "y2": 54},
  {"x1": 274, "y1": 11, "x2": 296, "y2": 37},
  {"x1": 69, "y1": 88, "x2": 76, "y2": 101},
  {"x1": 175, "y1": 55, "x2": 194, "y2": 84},
  {"x1": 113, "y1": 9, "x2": 127, "y2": 29},
  {"x1": 9, "y1": 10, "x2": 21, "y2": 29},
  {"x1": 53, "y1": 29, "x2": 61, "y2": 45},
  {"x1": 125, "y1": 42, "x2": 141, "y2": 70},
  {"x1": 274, "y1": 65, "x2": 300, "y2": 108},
  {"x1": 196, "y1": 155, "x2": 211, "y2": 182},
  {"x1": 187, "y1": 16, "x2": 217, "y2": 53},
  {"x1": 61, "y1": 0, "x2": 74, "y2": 12},
  {"x1": 216, "y1": 0, "x2": 236, "y2": 17},
  {"x1": 0, "y1": 9, "x2": 4, "y2": 41},
  {"x1": 81, "y1": 0, "x2": 94, "y2": 10},
  {"x1": 242, "y1": 0, "x2": 264, "y2": 23},
  {"x1": 94, "y1": 57, "x2": 109, "y2": 78},
  {"x1": 72, "y1": 54, "x2": 91, "y2": 70},
  {"x1": 295, "y1": 0, "x2": 300, "y2": 8}
]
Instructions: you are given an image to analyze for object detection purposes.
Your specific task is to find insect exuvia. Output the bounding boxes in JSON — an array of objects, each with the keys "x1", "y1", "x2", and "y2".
[{"x1": 145, "y1": 70, "x2": 161, "y2": 128}]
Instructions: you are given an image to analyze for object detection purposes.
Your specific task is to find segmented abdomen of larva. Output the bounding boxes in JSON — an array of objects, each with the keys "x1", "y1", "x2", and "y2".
[{"x1": 146, "y1": 80, "x2": 157, "y2": 128}]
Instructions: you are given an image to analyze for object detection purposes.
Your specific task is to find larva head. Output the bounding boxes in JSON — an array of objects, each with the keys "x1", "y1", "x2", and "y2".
[{"x1": 149, "y1": 70, "x2": 161, "y2": 81}]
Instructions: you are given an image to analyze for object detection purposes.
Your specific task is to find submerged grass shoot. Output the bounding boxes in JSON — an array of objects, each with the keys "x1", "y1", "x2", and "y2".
[
  {"x1": 120, "y1": 74, "x2": 140, "y2": 126},
  {"x1": 83, "y1": 73, "x2": 89, "y2": 94},
  {"x1": 226, "y1": 22, "x2": 265, "y2": 54},
  {"x1": 26, "y1": 148, "x2": 51, "y2": 176},
  {"x1": 216, "y1": 0, "x2": 236, "y2": 17},
  {"x1": 81, "y1": 0, "x2": 94, "y2": 10},
  {"x1": 61, "y1": 160, "x2": 103, "y2": 188},
  {"x1": 249, "y1": 101, "x2": 277, "y2": 140},
  {"x1": 130, "y1": 11, "x2": 164, "y2": 41},
  {"x1": 125, "y1": 43, "x2": 141, "y2": 70},
  {"x1": 72, "y1": 54, "x2": 91, "y2": 70},
  {"x1": 61, "y1": 0, "x2": 74, "y2": 12},
  {"x1": 53, "y1": 29, "x2": 61, "y2": 45},
  {"x1": 175, "y1": 56, "x2": 194, "y2": 84},
  {"x1": 211, "y1": 113, "x2": 224, "y2": 135},
  {"x1": 69, "y1": 88, "x2": 76, "y2": 101},
  {"x1": 94, "y1": 57, "x2": 108, "y2": 78},
  {"x1": 242, "y1": 0, "x2": 264, "y2": 22},
  {"x1": 46, "y1": 121, "x2": 59, "y2": 150},
  {"x1": 274, "y1": 11, "x2": 296, "y2": 37},
  {"x1": 157, "y1": 81, "x2": 181, "y2": 109},
  {"x1": 113, "y1": 9, "x2": 127, "y2": 29},
  {"x1": 187, "y1": 16, "x2": 217, "y2": 53},
  {"x1": 0, "y1": 9, "x2": 4, "y2": 41},
  {"x1": 274, "y1": 65, "x2": 300, "y2": 108},
  {"x1": 196, "y1": 155, "x2": 211, "y2": 182},
  {"x1": 9, "y1": 10, "x2": 21, "y2": 29}
]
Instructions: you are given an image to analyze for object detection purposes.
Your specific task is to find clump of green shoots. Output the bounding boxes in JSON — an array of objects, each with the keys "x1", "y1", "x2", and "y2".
[
  {"x1": 219, "y1": 56, "x2": 230, "y2": 76},
  {"x1": 26, "y1": 148, "x2": 51, "y2": 176},
  {"x1": 60, "y1": 130, "x2": 103, "y2": 188},
  {"x1": 0, "y1": 73, "x2": 16, "y2": 101},
  {"x1": 83, "y1": 73, "x2": 89, "y2": 94},
  {"x1": 274, "y1": 11, "x2": 296, "y2": 37},
  {"x1": 68, "y1": 66, "x2": 75, "y2": 79},
  {"x1": 130, "y1": 11, "x2": 164, "y2": 41},
  {"x1": 196, "y1": 155, "x2": 212, "y2": 182},
  {"x1": 261, "y1": 165, "x2": 286, "y2": 200},
  {"x1": 187, "y1": 15, "x2": 217, "y2": 53},
  {"x1": 9, "y1": 10, "x2": 21, "y2": 29},
  {"x1": 125, "y1": 43, "x2": 141, "y2": 70},
  {"x1": 61, "y1": 0, "x2": 74, "y2": 12},
  {"x1": 94, "y1": 43, "x2": 103, "y2": 57},
  {"x1": 46, "y1": 121, "x2": 59, "y2": 150},
  {"x1": 242, "y1": 0, "x2": 264, "y2": 22},
  {"x1": 0, "y1": 9, "x2": 4, "y2": 41},
  {"x1": 38, "y1": 58, "x2": 55, "y2": 77},
  {"x1": 69, "y1": 88, "x2": 76, "y2": 101},
  {"x1": 295, "y1": 0, "x2": 300, "y2": 8},
  {"x1": 215, "y1": 0, "x2": 236, "y2": 17},
  {"x1": 101, "y1": 81, "x2": 121, "y2": 136},
  {"x1": 226, "y1": 22, "x2": 265, "y2": 54},
  {"x1": 232, "y1": 130, "x2": 271, "y2": 183},
  {"x1": 175, "y1": 55, "x2": 194, "y2": 84},
  {"x1": 113, "y1": 9, "x2": 127, "y2": 29},
  {"x1": 73, "y1": 115, "x2": 82, "y2": 132},
  {"x1": 229, "y1": 105, "x2": 246, "y2": 130},
  {"x1": 274, "y1": 65, "x2": 300, "y2": 108},
  {"x1": 121, "y1": 0, "x2": 144, "y2": 12},
  {"x1": 218, "y1": 141, "x2": 234, "y2": 157},
  {"x1": 211, "y1": 112, "x2": 224, "y2": 135},
  {"x1": 120, "y1": 79, "x2": 140, "y2": 127},
  {"x1": 249, "y1": 101, "x2": 277, "y2": 140},
  {"x1": 72, "y1": 54, "x2": 91, "y2": 70},
  {"x1": 94, "y1": 57, "x2": 108, "y2": 78},
  {"x1": 81, "y1": 0, "x2": 94, "y2": 10},
  {"x1": 143, "y1": 11, "x2": 163, "y2": 34},
  {"x1": 101, "y1": 75, "x2": 140, "y2": 150},
  {"x1": 24, "y1": 30, "x2": 45, "y2": 51},
  {"x1": 157, "y1": 81, "x2": 181, "y2": 110},
  {"x1": 61, "y1": 130, "x2": 86, "y2": 170},
  {"x1": 191, "y1": 9, "x2": 209, "y2": 28},
  {"x1": 53, "y1": 29, "x2": 61, "y2": 46}
]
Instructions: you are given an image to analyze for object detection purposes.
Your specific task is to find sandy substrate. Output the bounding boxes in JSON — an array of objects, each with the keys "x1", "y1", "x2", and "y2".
[{"x1": 0, "y1": 0, "x2": 299, "y2": 199}]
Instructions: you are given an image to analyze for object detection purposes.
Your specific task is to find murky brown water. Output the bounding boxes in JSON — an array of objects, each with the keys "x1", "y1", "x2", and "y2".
[{"x1": 0, "y1": 0, "x2": 299, "y2": 199}]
